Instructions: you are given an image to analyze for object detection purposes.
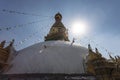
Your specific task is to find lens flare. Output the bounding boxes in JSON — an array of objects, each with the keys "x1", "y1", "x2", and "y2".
[{"x1": 71, "y1": 21, "x2": 88, "y2": 36}]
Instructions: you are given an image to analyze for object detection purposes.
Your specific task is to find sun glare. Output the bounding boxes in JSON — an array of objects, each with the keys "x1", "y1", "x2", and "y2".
[{"x1": 71, "y1": 21, "x2": 87, "y2": 36}]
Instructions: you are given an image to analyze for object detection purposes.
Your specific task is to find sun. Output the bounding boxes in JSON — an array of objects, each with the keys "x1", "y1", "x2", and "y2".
[{"x1": 71, "y1": 21, "x2": 87, "y2": 36}]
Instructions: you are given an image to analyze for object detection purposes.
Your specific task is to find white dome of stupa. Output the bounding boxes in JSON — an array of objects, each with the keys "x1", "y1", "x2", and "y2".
[{"x1": 5, "y1": 41, "x2": 88, "y2": 74}]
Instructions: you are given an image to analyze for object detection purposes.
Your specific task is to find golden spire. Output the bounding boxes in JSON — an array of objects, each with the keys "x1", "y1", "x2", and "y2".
[
  {"x1": 88, "y1": 44, "x2": 92, "y2": 52},
  {"x1": 45, "y1": 13, "x2": 69, "y2": 41},
  {"x1": 55, "y1": 12, "x2": 62, "y2": 22},
  {"x1": 5, "y1": 39, "x2": 14, "y2": 53},
  {"x1": 95, "y1": 48, "x2": 99, "y2": 53},
  {"x1": 0, "y1": 40, "x2": 6, "y2": 48}
]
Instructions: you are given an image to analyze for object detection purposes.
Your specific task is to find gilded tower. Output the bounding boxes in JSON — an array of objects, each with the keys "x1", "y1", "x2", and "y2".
[{"x1": 45, "y1": 13, "x2": 69, "y2": 41}]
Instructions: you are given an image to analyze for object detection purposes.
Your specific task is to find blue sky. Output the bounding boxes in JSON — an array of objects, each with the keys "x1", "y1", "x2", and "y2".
[{"x1": 0, "y1": 0, "x2": 120, "y2": 58}]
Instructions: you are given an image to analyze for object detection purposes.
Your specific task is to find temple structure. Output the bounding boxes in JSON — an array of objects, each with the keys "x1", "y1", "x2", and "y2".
[
  {"x1": 86, "y1": 44, "x2": 120, "y2": 80},
  {"x1": 0, "y1": 13, "x2": 120, "y2": 80},
  {"x1": 0, "y1": 39, "x2": 15, "y2": 72}
]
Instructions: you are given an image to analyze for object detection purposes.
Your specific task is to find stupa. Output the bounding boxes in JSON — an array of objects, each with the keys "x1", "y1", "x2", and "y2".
[{"x1": 0, "y1": 13, "x2": 92, "y2": 80}]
